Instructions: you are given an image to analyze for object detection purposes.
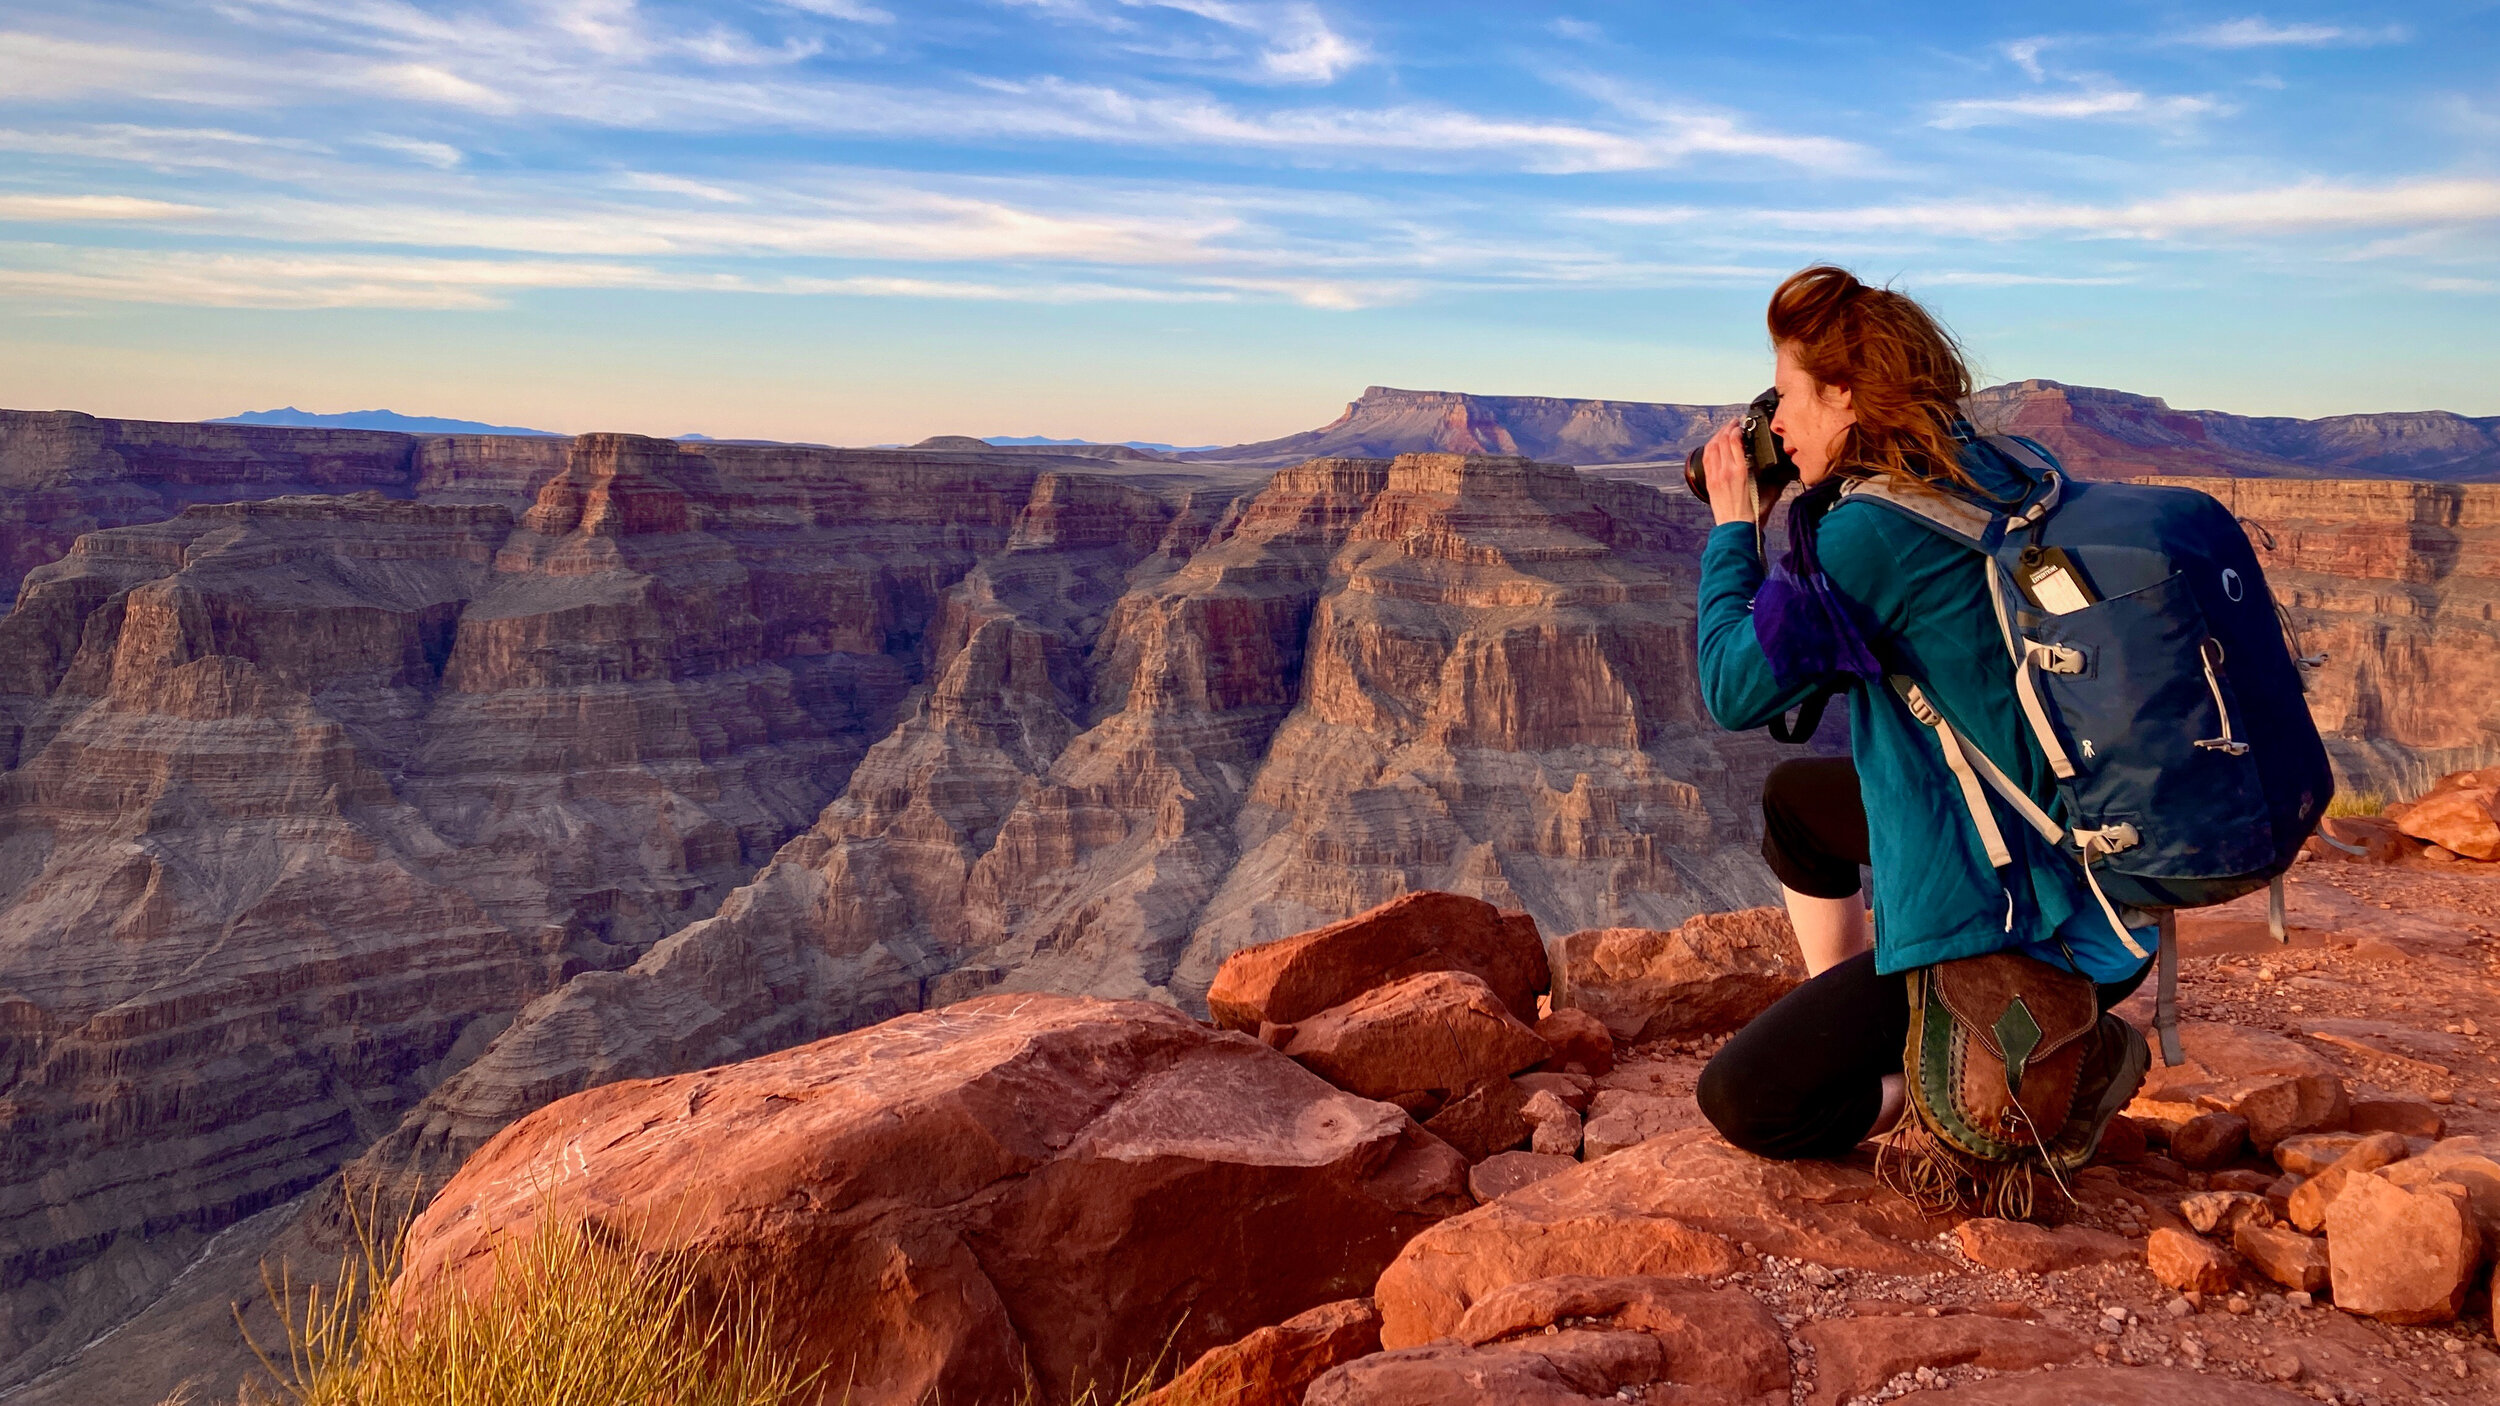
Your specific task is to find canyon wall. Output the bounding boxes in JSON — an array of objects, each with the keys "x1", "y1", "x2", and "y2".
[
  {"x1": 340, "y1": 450, "x2": 1793, "y2": 1208},
  {"x1": 0, "y1": 424, "x2": 1161, "y2": 1379}
]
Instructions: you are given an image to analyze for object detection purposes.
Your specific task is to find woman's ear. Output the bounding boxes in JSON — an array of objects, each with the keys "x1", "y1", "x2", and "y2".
[{"x1": 1826, "y1": 382, "x2": 1854, "y2": 414}]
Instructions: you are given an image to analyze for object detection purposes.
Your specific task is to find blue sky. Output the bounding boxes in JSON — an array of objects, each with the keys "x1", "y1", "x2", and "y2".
[{"x1": 0, "y1": 2, "x2": 2492, "y2": 444}]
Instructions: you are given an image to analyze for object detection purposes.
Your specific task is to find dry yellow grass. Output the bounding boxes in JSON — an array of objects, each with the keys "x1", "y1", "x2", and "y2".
[
  {"x1": 2325, "y1": 789, "x2": 2386, "y2": 818},
  {"x1": 231, "y1": 1190, "x2": 813, "y2": 1406}
]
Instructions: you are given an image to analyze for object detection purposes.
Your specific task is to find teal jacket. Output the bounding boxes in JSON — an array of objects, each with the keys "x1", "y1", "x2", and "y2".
[{"x1": 1697, "y1": 446, "x2": 2151, "y2": 981}]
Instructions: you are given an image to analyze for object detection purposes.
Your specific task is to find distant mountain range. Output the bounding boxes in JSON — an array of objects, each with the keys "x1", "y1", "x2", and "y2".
[
  {"x1": 1185, "y1": 381, "x2": 2500, "y2": 481},
  {"x1": 211, "y1": 407, "x2": 561, "y2": 436},
  {"x1": 204, "y1": 383, "x2": 2500, "y2": 481},
  {"x1": 983, "y1": 434, "x2": 1223, "y2": 453}
]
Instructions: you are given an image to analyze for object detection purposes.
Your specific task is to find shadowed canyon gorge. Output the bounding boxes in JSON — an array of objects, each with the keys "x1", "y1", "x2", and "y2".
[{"x1": 1, "y1": 383, "x2": 2496, "y2": 1399}]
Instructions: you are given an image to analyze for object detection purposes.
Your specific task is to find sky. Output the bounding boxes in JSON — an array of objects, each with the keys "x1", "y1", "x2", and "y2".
[{"x1": 0, "y1": 2, "x2": 2493, "y2": 445}]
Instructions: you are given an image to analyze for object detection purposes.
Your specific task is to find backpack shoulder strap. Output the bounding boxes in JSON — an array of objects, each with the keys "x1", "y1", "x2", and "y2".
[
  {"x1": 1837, "y1": 474, "x2": 1997, "y2": 549},
  {"x1": 1983, "y1": 434, "x2": 2061, "y2": 477}
]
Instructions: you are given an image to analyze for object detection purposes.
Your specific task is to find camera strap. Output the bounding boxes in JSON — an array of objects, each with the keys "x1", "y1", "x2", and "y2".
[{"x1": 1766, "y1": 688, "x2": 1833, "y2": 744}]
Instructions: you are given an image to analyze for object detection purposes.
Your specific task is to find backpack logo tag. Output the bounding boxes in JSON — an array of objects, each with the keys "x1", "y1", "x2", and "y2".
[{"x1": 2221, "y1": 568, "x2": 2244, "y2": 601}]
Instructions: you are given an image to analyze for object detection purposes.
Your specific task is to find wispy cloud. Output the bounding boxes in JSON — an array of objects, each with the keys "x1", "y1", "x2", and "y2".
[
  {"x1": 367, "y1": 62, "x2": 517, "y2": 113},
  {"x1": 1908, "y1": 270, "x2": 2135, "y2": 287},
  {"x1": 616, "y1": 171, "x2": 751, "y2": 204},
  {"x1": 1768, "y1": 178, "x2": 2500, "y2": 238},
  {"x1": 1150, "y1": 1, "x2": 1368, "y2": 83},
  {"x1": 2176, "y1": 17, "x2": 2410, "y2": 48},
  {"x1": 2001, "y1": 37, "x2": 2053, "y2": 81},
  {"x1": 777, "y1": 272, "x2": 1231, "y2": 301},
  {"x1": 0, "y1": 246, "x2": 672, "y2": 309},
  {"x1": 0, "y1": 242, "x2": 1380, "y2": 310},
  {"x1": 0, "y1": 194, "x2": 211, "y2": 221},
  {"x1": 1931, "y1": 88, "x2": 2224, "y2": 129},
  {"x1": 365, "y1": 135, "x2": 462, "y2": 168},
  {"x1": 780, "y1": 0, "x2": 896, "y2": 22},
  {"x1": 0, "y1": 30, "x2": 215, "y2": 100}
]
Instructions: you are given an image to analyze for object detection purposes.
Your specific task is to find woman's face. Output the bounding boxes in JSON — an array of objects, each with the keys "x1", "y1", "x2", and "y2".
[{"x1": 1771, "y1": 343, "x2": 1856, "y2": 485}]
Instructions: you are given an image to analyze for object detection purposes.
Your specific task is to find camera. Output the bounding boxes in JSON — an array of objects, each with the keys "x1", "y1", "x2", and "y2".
[{"x1": 1683, "y1": 387, "x2": 1800, "y2": 505}]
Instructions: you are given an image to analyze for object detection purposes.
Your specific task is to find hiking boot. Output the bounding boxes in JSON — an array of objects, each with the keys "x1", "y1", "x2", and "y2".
[{"x1": 2047, "y1": 1011, "x2": 2152, "y2": 1171}]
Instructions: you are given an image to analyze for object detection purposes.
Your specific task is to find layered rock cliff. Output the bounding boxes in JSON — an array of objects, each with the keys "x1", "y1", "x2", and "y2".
[
  {"x1": 344, "y1": 451, "x2": 1790, "y2": 1203},
  {"x1": 0, "y1": 428, "x2": 1165, "y2": 1379}
]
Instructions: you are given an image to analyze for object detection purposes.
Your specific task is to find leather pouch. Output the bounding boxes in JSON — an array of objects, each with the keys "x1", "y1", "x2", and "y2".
[{"x1": 1903, "y1": 951, "x2": 2096, "y2": 1168}]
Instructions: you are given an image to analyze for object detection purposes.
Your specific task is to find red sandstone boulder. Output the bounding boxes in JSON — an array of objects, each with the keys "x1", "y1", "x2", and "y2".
[
  {"x1": 2127, "y1": 1021, "x2": 2349, "y2": 1151},
  {"x1": 1580, "y1": 1087, "x2": 1710, "y2": 1159},
  {"x1": 1306, "y1": 1276, "x2": 1790, "y2": 1406},
  {"x1": 2273, "y1": 1131, "x2": 2369, "y2": 1176},
  {"x1": 2324, "y1": 1171, "x2": 2483, "y2": 1323},
  {"x1": 2148, "y1": 1227, "x2": 2242, "y2": 1294},
  {"x1": 2390, "y1": 773, "x2": 2500, "y2": 861},
  {"x1": 1138, "y1": 1299, "x2": 1382, "y2": 1406},
  {"x1": 1799, "y1": 1313, "x2": 2087, "y2": 1406},
  {"x1": 1513, "y1": 1070, "x2": 1594, "y2": 1112},
  {"x1": 1533, "y1": 1008, "x2": 1615, "y2": 1076},
  {"x1": 2233, "y1": 1221, "x2": 2331, "y2": 1293},
  {"x1": 1374, "y1": 1130, "x2": 1944, "y2": 1347},
  {"x1": 2381, "y1": 1139, "x2": 2500, "y2": 1241},
  {"x1": 2349, "y1": 1097, "x2": 2443, "y2": 1138},
  {"x1": 1522, "y1": 1088, "x2": 1583, "y2": 1157},
  {"x1": 1206, "y1": 891, "x2": 1550, "y2": 1032},
  {"x1": 1556, "y1": 908, "x2": 1805, "y2": 1043},
  {"x1": 2169, "y1": 1112, "x2": 2251, "y2": 1170},
  {"x1": 2179, "y1": 1191, "x2": 2273, "y2": 1237},
  {"x1": 2310, "y1": 814, "x2": 2410, "y2": 864},
  {"x1": 1468, "y1": 1151, "x2": 1579, "y2": 1204},
  {"x1": 1951, "y1": 1218, "x2": 2136, "y2": 1275},
  {"x1": 396, "y1": 995, "x2": 1468, "y2": 1406},
  {"x1": 2286, "y1": 1131, "x2": 2407, "y2": 1232},
  {"x1": 1421, "y1": 1078, "x2": 1531, "y2": 1162},
  {"x1": 1281, "y1": 969, "x2": 1551, "y2": 1115}
]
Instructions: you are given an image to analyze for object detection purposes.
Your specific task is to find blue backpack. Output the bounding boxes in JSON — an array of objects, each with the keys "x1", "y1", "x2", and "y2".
[{"x1": 1844, "y1": 436, "x2": 2334, "y2": 1065}]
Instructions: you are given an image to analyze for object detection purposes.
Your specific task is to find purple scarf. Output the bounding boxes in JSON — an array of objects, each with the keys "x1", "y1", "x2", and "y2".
[{"x1": 1751, "y1": 479, "x2": 1886, "y2": 690}]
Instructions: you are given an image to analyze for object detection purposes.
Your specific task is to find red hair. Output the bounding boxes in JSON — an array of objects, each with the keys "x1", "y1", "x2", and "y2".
[{"x1": 1767, "y1": 266, "x2": 1977, "y2": 492}]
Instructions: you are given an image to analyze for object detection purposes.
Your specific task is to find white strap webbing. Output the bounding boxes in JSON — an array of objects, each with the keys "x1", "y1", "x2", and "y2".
[
  {"x1": 1934, "y1": 698, "x2": 2067, "y2": 847},
  {"x1": 1932, "y1": 711, "x2": 2013, "y2": 869},
  {"x1": 1895, "y1": 675, "x2": 2152, "y2": 964},
  {"x1": 1838, "y1": 474, "x2": 1997, "y2": 545},
  {"x1": 2078, "y1": 857, "x2": 2156, "y2": 962},
  {"x1": 1984, "y1": 557, "x2": 2080, "y2": 780}
]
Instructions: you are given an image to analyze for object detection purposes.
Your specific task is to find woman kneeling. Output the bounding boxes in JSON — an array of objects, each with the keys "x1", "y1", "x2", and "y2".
[{"x1": 1690, "y1": 267, "x2": 2151, "y2": 1164}]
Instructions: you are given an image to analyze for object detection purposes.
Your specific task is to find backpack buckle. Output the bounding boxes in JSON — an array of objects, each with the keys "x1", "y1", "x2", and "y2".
[{"x1": 2073, "y1": 822, "x2": 2140, "y2": 857}]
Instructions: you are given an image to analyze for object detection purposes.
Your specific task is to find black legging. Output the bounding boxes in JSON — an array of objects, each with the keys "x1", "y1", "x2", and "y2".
[{"x1": 1701, "y1": 758, "x2": 2148, "y2": 1160}]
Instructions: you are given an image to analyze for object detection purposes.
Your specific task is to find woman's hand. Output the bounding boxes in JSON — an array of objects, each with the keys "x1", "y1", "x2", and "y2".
[{"x1": 1702, "y1": 419, "x2": 1774, "y2": 528}]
